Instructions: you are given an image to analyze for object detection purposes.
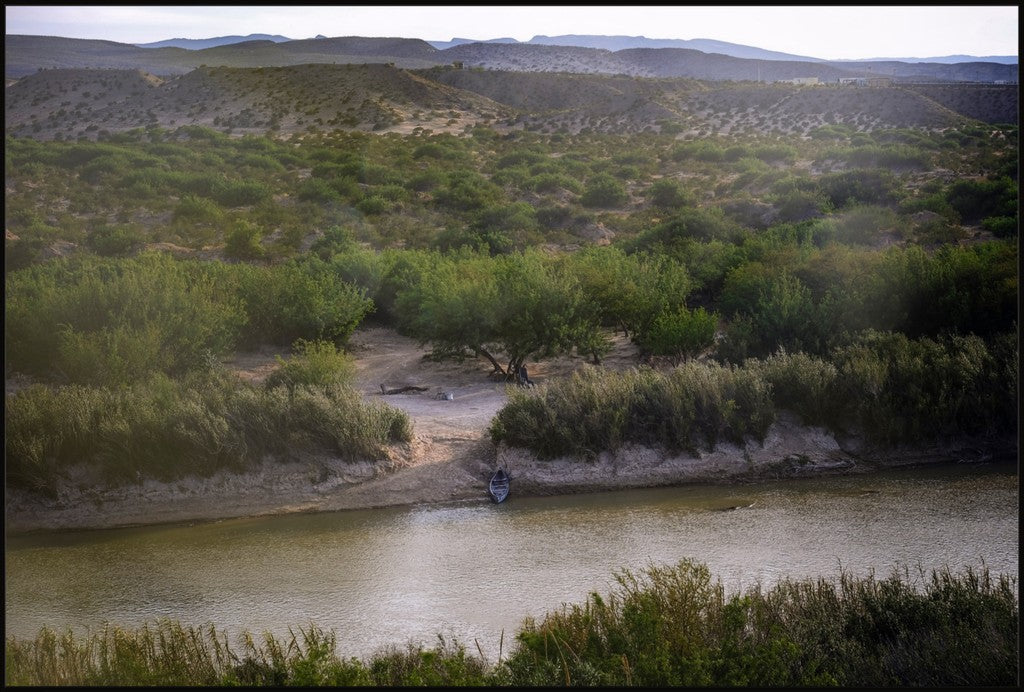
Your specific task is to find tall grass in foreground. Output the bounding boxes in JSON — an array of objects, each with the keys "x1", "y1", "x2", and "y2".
[
  {"x1": 505, "y1": 560, "x2": 1018, "y2": 687},
  {"x1": 5, "y1": 368, "x2": 412, "y2": 496},
  {"x1": 5, "y1": 562, "x2": 1016, "y2": 687}
]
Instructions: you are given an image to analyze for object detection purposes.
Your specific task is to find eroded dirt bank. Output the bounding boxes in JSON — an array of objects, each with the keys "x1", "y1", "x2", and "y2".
[{"x1": 4, "y1": 328, "x2": 1013, "y2": 534}]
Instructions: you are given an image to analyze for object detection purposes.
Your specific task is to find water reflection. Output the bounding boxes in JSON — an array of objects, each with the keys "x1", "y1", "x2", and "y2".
[{"x1": 5, "y1": 460, "x2": 1017, "y2": 660}]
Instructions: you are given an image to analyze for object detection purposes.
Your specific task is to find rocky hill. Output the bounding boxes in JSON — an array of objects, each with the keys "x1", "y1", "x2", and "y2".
[
  {"x1": 902, "y1": 84, "x2": 1019, "y2": 125},
  {"x1": 4, "y1": 63, "x2": 510, "y2": 140},
  {"x1": 7, "y1": 62, "x2": 1016, "y2": 142},
  {"x1": 3, "y1": 35, "x2": 446, "y2": 78}
]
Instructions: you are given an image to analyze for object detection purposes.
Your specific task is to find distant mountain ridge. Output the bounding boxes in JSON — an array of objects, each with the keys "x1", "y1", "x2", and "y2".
[
  {"x1": 524, "y1": 35, "x2": 827, "y2": 62},
  {"x1": 836, "y1": 55, "x2": 1019, "y2": 65},
  {"x1": 4, "y1": 33, "x2": 1017, "y2": 83},
  {"x1": 126, "y1": 31, "x2": 1016, "y2": 65},
  {"x1": 427, "y1": 37, "x2": 519, "y2": 50},
  {"x1": 135, "y1": 34, "x2": 293, "y2": 49}
]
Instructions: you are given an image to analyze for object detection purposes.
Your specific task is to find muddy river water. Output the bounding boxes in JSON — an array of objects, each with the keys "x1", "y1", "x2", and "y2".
[{"x1": 5, "y1": 459, "x2": 1017, "y2": 661}]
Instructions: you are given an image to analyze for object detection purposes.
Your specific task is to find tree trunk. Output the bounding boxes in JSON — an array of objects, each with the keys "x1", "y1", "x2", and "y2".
[
  {"x1": 476, "y1": 347, "x2": 506, "y2": 377},
  {"x1": 380, "y1": 384, "x2": 429, "y2": 395},
  {"x1": 508, "y1": 356, "x2": 528, "y2": 384}
]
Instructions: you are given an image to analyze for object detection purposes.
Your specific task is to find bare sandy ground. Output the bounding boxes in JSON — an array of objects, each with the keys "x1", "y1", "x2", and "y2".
[{"x1": 4, "y1": 327, "x2": 1010, "y2": 534}]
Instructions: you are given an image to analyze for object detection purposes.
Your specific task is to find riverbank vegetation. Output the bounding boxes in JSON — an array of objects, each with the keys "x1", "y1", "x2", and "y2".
[
  {"x1": 5, "y1": 117, "x2": 1018, "y2": 492},
  {"x1": 6, "y1": 367, "x2": 411, "y2": 495},
  {"x1": 5, "y1": 560, "x2": 1017, "y2": 686},
  {"x1": 490, "y1": 330, "x2": 1017, "y2": 458}
]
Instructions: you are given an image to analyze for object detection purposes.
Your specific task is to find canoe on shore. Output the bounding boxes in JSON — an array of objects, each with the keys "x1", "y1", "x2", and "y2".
[{"x1": 489, "y1": 468, "x2": 510, "y2": 503}]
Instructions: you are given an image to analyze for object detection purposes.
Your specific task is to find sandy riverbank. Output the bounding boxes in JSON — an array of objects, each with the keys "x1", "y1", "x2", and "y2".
[{"x1": 4, "y1": 327, "x2": 1013, "y2": 534}]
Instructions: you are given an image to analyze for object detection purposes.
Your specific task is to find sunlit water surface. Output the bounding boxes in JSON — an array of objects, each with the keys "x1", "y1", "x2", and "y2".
[{"x1": 5, "y1": 460, "x2": 1017, "y2": 660}]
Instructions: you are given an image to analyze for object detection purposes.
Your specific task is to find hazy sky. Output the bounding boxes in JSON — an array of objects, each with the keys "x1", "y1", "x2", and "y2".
[{"x1": 5, "y1": 5, "x2": 1019, "y2": 60}]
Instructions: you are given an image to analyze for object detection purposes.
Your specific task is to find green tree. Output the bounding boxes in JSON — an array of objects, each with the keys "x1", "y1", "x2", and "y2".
[
  {"x1": 567, "y1": 247, "x2": 694, "y2": 342},
  {"x1": 488, "y1": 251, "x2": 604, "y2": 377},
  {"x1": 395, "y1": 250, "x2": 603, "y2": 378},
  {"x1": 238, "y1": 257, "x2": 374, "y2": 347},
  {"x1": 638, "y1": 305, "x2": 719, "y2": 364}
]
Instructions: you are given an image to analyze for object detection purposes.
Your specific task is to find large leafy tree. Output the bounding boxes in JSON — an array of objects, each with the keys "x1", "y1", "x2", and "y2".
[
  {"x1": 395, "y1": 248, "x2": 500, "y2": 368},
  {"x1": 488, "y1": 250, "x2": 604, "y2": 376},
  {"x1": 395, "y1": 249, "x2": 604, "y2": 378},
  {"x1": 568, "y1": 247, "x2": 695, "y2": 346}
]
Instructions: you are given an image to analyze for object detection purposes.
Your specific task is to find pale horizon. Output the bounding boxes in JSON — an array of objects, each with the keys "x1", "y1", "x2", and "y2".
[{"x1": 4, "y1": 5, "x2": 1019, "y2": 61}]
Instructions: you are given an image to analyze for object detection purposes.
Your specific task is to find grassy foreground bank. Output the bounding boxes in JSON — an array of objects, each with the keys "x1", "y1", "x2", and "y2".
[{"x1": 5, "y1": 560, "x2": 1017, "y2": 687}]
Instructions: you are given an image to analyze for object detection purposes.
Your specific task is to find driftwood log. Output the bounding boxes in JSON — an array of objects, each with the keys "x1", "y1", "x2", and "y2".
[{"x1": 380, "y1": 384, "x2": 429, "y2": 395}]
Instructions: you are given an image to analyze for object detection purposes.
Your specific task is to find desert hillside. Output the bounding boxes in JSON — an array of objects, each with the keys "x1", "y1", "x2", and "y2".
[{"x1": 6, "y1": 63, "x2": 1016, "y2": 141}]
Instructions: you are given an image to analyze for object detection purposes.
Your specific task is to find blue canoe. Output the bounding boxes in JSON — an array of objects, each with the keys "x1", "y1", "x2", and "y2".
[{"x1": 489, "y1": 468, "x2": 510, "y2": 503}]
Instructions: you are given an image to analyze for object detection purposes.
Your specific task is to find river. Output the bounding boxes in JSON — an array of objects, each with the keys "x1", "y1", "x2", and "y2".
[{"x1": 4, "y1": 459, "x2": 1017, "y2": 661}]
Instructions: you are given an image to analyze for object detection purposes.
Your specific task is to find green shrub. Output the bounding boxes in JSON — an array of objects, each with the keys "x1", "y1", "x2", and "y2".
[
  {"x1": 172, "y1": 194, "x2": 223, "y2": 226},
  {"x1": 433, "y1": 171, "x2": 503, "y2": 212},
  {"x1": 945, "y1": 177, "x2": 1017, "y2": 224},
  {"x1": 670, "y1": 140, "x2": 725, "y2": 162},
  {"x1": 832, "y1": 330, "x2": 1016, "y2": 443},
  {"x1": 752, "y1": 143, "x2": 797, "y2": 164},
  {"x1": 869, "y1": 242, "x2": 1018, "y2": 338},
  {"x1": 355, "y1": 195, "x2": 390, "y2": 216},
  {"x1": 470, "y1": 202, "x2": 539, "y2": 246},
  {"x1": 818, "y1": 169, "x2": 901, "y2": 209},
  {"x1": 630, "y1": 208, "x2": 744, "y2": 249},
  {"x1": 212, "y1": 179, "x2": 272, "y2": 207},
  {"x1": 493, "y1": 149, "x2": 547, "y2": 169},
  {"x1": 237, "y1": 257, "x2": 374, "y2": 347},
  {"x1": 745, "y1": 350, "x2": 840, "y2": 426},
  {"x1": 832, "y1": 205, "x2": 902, "y2": 245},
  {"x1": 719, "y1": 265, "x2": 833, "y2": 357},
  {"x1": 981, "y1": 215, "x2": 1018, "y2": 238},
  {"x1": 86, "y1": 224, "x2": 146, "y2": 257},
  {"x1": 5, "y1": 253, "x2": 245, "y2": 385},
  {"x1": 502, "y1": 560, "x2": 1018, "y2": 687},
  {"x1": 914, "y1": 214, "x2": 965, "y2": 244},
  {"x1": 223, "y1": 221, "x2": 266, "y2": 260},
  {"x1": 836, "y1": 144, "x2": 929, "y2": 169},
  {"x1": 412, "y1": 141, "x2": 450, "y2": 159},
  {"x1": 581, "y1": 173, "x2": 628, "y2": 208},
  {"x1": 310, "y1": 225, "x2": 357, "y2": 259},
  {"x1": 772, "y1": 188, "x2": 831, "y2": 223},
  {"x1": 527, "y1": 172, "x2": 583, "y2": 194},
  {"x1": 405, "y1": 169, "x2": 444, "y2": 192},
  {"x1": 637, "y1": 305, "x2": 718, "y2": 364},
  {"x1": 646, "y1": 178, "x2": 692, "y2": 209},
  {"x1": 265, "y1": 339, "x2": 355, "y2": 392},
  {"x1": 296, "y1": 177, "x2": 341, "y2": 203}
]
